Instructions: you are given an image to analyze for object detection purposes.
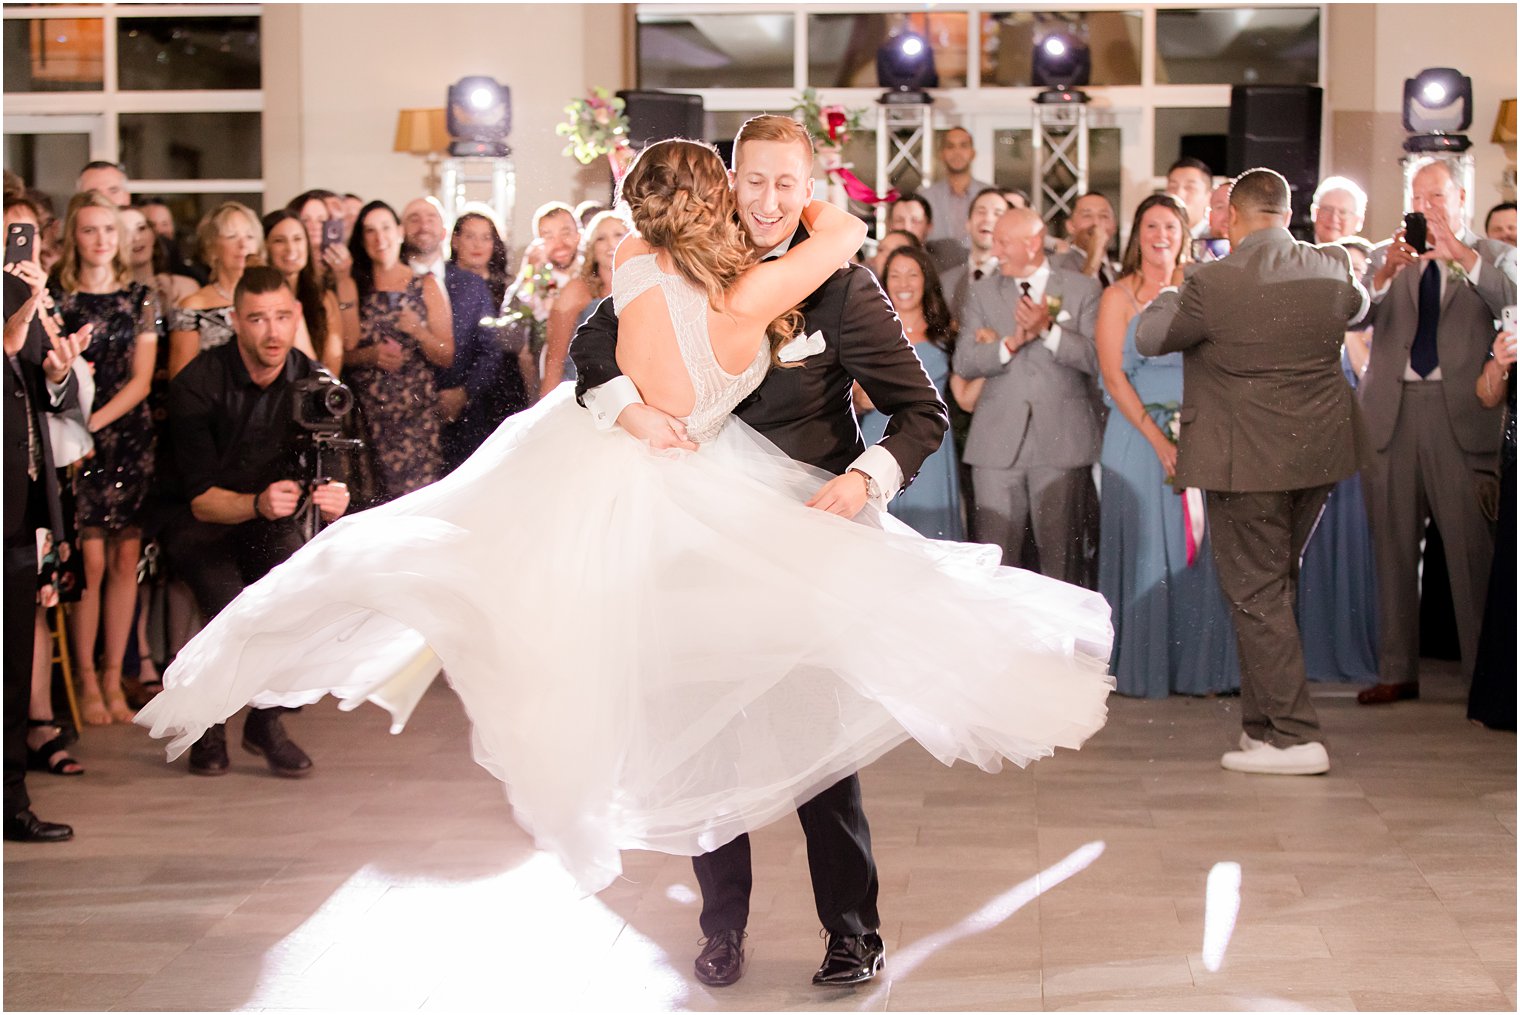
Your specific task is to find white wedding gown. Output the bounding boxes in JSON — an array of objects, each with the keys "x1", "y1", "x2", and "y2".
[{"x1": 138, "y1": 254, "x2": 1115, "y2": 892}]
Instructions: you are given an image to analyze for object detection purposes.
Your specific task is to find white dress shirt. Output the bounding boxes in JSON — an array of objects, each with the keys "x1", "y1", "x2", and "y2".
[{"x1": 995, "y1": 259, "x2": 1065, "y2": 363}]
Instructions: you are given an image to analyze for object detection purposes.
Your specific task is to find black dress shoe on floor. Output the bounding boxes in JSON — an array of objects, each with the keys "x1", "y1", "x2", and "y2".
[
  {"x1": 188, "y1": 724, "x2": 229, "y2": 776},
  {"x1": 812, "y1": 931, "x2": 885, "y2": 986},
  {"x1": 1357, "y1": 682, "x2": 1419, "y2": 705},
  {"x1": 242, "y1": 709, "x2": 312, "y2": 778},
  {"x1": 4, "y1": 809, "x2": 74, "y2": 843},
  {"x1": 693, "y1": 928, "x2": 745, "y2": 987}
]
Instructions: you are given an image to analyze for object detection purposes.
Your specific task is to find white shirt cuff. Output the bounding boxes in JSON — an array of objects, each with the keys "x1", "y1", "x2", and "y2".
[
  {"x1": 848, "y1": 443, "x2": 903, "y2": 510},
  {"x1": 583, "y1": 375, "x2": 643, "y2": 431},
  {"x1": 1466, "y1": 257, "x2": 1482, "y2": 287},
  {"x1": 1042, "y1": 323, "x2": 1063, "y2": 355},
  {"x1": 45, "y1": 376, "x2": 68, "y2": 406},
  {"x1": 997, "y1": 338, "x2": 1014, "y2": 364}
]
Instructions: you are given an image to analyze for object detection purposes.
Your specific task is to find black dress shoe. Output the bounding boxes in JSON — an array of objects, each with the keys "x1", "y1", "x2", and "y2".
[
  {"x1": 4, "y1": 809, "x2": 74, "y2": 843},
  {"x1": 242, "y1": 709, "x2": 312, "y2": 778},
  {"x1": 693, "y1": 928, "x2": 745, "y2": 987},
  {"x1": 1357, "y1": 682, "x2": 1419, "y2": 705},
  {"x1": 188, "y1": 724, "x2": 229, "y2": 776},
  {"x1": 812, "y1": 931, "x2": 885, "y2": 986}
]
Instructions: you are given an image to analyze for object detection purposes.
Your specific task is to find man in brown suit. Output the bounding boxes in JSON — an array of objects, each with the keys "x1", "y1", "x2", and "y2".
[{"x1": 1136, "y1": 169, "x2": 1368, "y2": 775}]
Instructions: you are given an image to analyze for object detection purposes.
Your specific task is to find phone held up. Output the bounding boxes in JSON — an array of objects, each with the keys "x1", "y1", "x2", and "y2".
[
  {"x1": 1502, "y1": 305, "x2": 1517, "y2": 340},
  {"x1": 1403, "y1": 212, "x2": 1428, "y2": 254},
  {"x1": 5, "y1": 222, "x2": 36, "y2": 266},
  {"x1": 321, "y1": 218, "x2": 345, "y2": 251}
]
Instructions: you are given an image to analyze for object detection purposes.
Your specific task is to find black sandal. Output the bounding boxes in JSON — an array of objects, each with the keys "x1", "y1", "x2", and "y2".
[{"x1": 25, "y1": 721, "x2": 84, "y2": 777}]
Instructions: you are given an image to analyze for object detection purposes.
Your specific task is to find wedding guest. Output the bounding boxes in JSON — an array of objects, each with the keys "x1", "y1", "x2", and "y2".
[
  {"x1": 1486, "y1": 201, "x2": 1517, "y2": 247},
  {"x1": 340, "y1": 193, "x2": 362, "y2": 240},
  {"x1": 1468, "y1": 328, "x2": 1515, "y2": 730},
  {"x1": 1002, "y1": 188, "x2": 1031, "y2": 210},
  {"x1": 857, "y1": 246, "x2": 970, "y2": 539},
  {"x1": 287, "y1": 189, "x2": 338, "y2": 265},
  {"x1": 939, "y1": 189, "x2": 1009, "y2": 320},
  {"x1": 121, "y1": 206, "x2": 197, "y2": 318},
  {"x1": 952, "y1": 207, "x2": 1102, "y2": 584},
  {"x1": 1165, "y1": 157, "x2": 1214, "y2": 241},
  {"x1": 575, "y1": 200, "x2": 607, "y2": 228},
  {"x1": 168, "y1": 202, "x2": 301, "y2": 378},
  {"x1": 1052, "y1": 192, "x2": 1117, "y2": 285},
  {"x1": 50, "y1": 191, "x2": 159, "y2": 726},
  {"x1": 140, "y1": 198, "x2": 175, "y2": 241},
  {"x1": 1095, "y1": 194, "x2": 1238, "y2": 697},
  {"x1": 401, "y1": 197, "x2": 509, "y2": 470},
  {"x1": 1311, "y1": 177, "x2": 1367, "y2": 246},
  {"x1": 345, "y1": 200, "x2": 452, "y2": 502},
  {"x1": 77, "y1": 161, "x2": 130, "y2": 208},
  {"x1": 504, "y1": 202, "x2": 581, "y2": 397},
  {"x1": 138, "y1": 198, "x2": 204, "y2": 283},
  {"x1": 262, "y1": 210, "x2": 347, "y2": 375},
  {"x1": 4, "y1": 198, "x2": 86, "y2": 774},
  {"x1": 887, "y1": 194, "x2": 931, "y2": 243},
  {"x1": 921, "y1": 127, "x2": 994, "y2": 272},
  {"x1": 450, "y1": 211, "x2": 529, "y2": 419},
  {"x1": 541, "y1": 210, "x2": 628, "y2": 396},
  {"x1": 867, "y1": 229, "x2": 921, "y2": 280}
]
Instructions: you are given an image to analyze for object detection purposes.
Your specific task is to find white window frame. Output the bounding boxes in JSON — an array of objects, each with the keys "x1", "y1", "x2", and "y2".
[
  {"x1": 635, "y1": 3, "x2": 1328, "y2": 232},
  {"x1": 3, "y1": 4, "x2": 264, "y2": 201}
]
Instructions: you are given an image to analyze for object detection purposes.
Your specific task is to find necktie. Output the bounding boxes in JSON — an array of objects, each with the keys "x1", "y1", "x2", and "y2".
[
  {"x1": 1410, "y1": 261, "x2": 1441, "y2": 378},
  {"x1": 972, "y1": 268, "x2": 984, "y2": 281},
  {"x1": 1019, "y1": 281, "x2": 1031, "y2": 301}
]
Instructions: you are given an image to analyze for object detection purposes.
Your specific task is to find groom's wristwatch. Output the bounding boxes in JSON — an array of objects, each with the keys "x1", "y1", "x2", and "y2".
[{"x1": 848, "y1": 468, "x2": 880, "y2": 501}]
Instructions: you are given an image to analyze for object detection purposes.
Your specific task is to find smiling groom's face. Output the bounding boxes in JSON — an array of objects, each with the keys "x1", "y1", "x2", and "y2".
[{"x1": 730, "y1": 138, "x2": 814, "y2": 256}]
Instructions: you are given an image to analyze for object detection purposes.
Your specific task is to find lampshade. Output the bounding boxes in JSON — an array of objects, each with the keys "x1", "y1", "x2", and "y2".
[
  {"x1": 1493, "y1": 99, "x2": 1517, "y2": 145},
  {"x1": 393, "y1": 109, "x2": 450, "y2": 155}
]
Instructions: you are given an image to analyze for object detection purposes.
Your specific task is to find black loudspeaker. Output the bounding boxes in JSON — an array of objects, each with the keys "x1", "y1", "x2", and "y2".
[
  {"x1": 616, "y1": 90, "x2": 705, "y2": 149},
  {"x1": 1228, "y1": 85, "x2": 1322, "y2": 238}
]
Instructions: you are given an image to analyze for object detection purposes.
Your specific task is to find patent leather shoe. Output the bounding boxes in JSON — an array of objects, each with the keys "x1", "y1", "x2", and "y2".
[
  {"x1": 188, "y1": 724, "x2": 229, "y2": 776},
  {"x1": 693, "y1": 928, "x2": 745, "y2": 986},
  {"x1": 812, "y1": 931, "x2": 885, "y2": 986},
  {"x1": 242, "y1": 709, "x2": 312, "y2": 778},
  {"x1": 1357, "y1": 682, "x2": 1418, "y2": 705},
  {"x1": 4, "y1": 809, "x2": 74, "y2": 843}
]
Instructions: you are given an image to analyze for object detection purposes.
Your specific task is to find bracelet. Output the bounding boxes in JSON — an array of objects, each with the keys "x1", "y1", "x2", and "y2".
[
  {"x1": 252, "y1": 492, "x2": 267, "y2": 521},
  {"x1": 338, "y1": 300, "x2": 355, "y2": 311}
]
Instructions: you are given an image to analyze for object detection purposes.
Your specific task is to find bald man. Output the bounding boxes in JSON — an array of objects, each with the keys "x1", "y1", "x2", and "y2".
[
  {"x1": 77, "y1": 161, "x2": 129, "y2": 207},
  {"x1": 952, "y1": 207, "x2": 1102, "y2": 584}
]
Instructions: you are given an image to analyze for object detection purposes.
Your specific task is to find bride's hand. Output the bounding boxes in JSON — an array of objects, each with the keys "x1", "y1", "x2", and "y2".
[{"x1": 617, "y1": 402, "x2": 698, "y2": 452}]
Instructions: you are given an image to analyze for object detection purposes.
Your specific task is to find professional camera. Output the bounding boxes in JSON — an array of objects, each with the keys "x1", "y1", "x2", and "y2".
[{"x1": 292, "y1": 372, "x2": 354, "y2": 433}]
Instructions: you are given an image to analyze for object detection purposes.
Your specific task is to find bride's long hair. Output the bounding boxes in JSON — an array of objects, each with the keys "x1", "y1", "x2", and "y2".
[{"x1": 617, "y1": 139, "x2": 803, "y2": 365}]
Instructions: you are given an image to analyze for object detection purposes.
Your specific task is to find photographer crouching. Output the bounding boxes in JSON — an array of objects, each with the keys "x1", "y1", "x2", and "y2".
[{"x1": 164, "y1": 266, "x2": 353, "y2": 777}]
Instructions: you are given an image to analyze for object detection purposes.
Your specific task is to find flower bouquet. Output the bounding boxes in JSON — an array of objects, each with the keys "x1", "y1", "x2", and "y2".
[{"x1": 556, "y1": 87, "x2": 632, "y2": 179}]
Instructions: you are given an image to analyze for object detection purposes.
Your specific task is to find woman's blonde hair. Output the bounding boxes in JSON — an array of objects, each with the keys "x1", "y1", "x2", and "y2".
[
  {"x1": 577, "y1": 208, "x2": 631, "y2": 298},
  {"x1": 56, "y1": 190, "x2": 132, "y2": 293},
  {"x1": 196, "y1": 201, "x2": 264, "y2": 277},
  {"x1": 617, "y1": 138, "x2": 803, "y2": 365}
]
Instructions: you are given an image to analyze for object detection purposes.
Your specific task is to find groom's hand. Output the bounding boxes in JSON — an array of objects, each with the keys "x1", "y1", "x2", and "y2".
[
  {"x1": 617, "y1": 402, "x2": 699, "y2": 452},
  {"x1": 806, "y1": 472, "x2": 868, "y2": 518}
]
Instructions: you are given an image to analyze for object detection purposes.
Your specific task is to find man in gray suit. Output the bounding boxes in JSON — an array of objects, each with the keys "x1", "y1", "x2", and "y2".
[
  {"x1": 1136, "y1": 169, "x2": 1368, "y2": 775},
  {"x1": 1356, "y1": 157, "x2": 1517, "y2": 705},
  {"x1": 938, "y1": 188, "x2": 1008, "y2": 324},
  {"x1": 953, "y1": 207, "x2": 1101, "y2": 584}
]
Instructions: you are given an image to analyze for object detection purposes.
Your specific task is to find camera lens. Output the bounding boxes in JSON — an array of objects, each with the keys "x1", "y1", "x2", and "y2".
[{"x1": 322, "y1": 384, "x2": 353, "y2": 417}]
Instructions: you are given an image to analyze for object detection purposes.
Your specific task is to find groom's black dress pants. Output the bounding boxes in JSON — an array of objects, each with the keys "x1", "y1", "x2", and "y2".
[{"x1": 693, "y1": 772, "x2": 879, "y2": 936}]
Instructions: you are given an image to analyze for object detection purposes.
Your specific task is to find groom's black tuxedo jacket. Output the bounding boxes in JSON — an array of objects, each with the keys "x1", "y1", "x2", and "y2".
[{"x1": 571, "y1": 226, "x2": 948, "y2": 486}]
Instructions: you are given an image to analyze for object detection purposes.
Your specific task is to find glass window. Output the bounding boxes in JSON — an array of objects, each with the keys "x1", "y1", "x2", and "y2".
[
  {"x1": 2, "y1": 131, "x2": 93, "y2": 219},
  {"x1": 637, "y1": 13, "x2": 794, "y2": 89},
  {"x1": 119, "y1": 113, "x2": 262, "y2": 181},
  {"x1": 980, "y1": 11, "x2": 1141, "y2": 87},
  {"x1": 808, "y1": 12, "x2": 969, "y2": 89},
  {"x1": 1153, "y1": 107, "x2": 1229, "y2": 178},
  {"x1": 117, "y1": 16, "x2": 261, "y2": 91},
  {"x1": 992, "y1": 127, "x2": 1123, "y2": 235},
  {"x1": 3, "y1": 18, "x2": 104, "y2": 93},
  {"x1": 1156, "y1": 7, "x2": 1319, "y2": 86}
]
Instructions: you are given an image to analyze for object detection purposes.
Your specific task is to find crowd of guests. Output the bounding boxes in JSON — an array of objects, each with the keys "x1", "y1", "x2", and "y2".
[{"x1": 2, "y1": 128, "x2": 1514, "y2": 840}]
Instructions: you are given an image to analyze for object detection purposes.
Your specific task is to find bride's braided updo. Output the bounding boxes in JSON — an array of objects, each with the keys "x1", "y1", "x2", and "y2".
[{"x1": 618, "y1": 139, "x2": 803, "y2": 364}]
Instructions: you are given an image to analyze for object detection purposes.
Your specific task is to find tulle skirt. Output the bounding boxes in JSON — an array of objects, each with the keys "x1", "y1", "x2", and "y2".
[{"x1": 138, "y1": 385, "x2": 1114, "y2": 891}]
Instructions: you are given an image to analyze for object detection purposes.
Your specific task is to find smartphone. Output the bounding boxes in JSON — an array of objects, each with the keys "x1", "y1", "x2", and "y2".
[
  {"x1": 4, "y1": 222, "x2": 36, "y2": 265},
  {"x1": 1503, "y1": 305, "x2": 1517, "y2": 335},
  {"x1": 1192, "y1": 237, "x2": 1230, "y2": 261},
  {"x1": 321, "y1": 217, "x2": 345, "y2": 250},
  {"x1": 1403, "y1": 212, "x2": 1428, "y2": 253}
]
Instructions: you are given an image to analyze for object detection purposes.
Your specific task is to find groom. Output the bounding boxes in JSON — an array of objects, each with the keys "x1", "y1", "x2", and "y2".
[{"x1": 571, "y1": 114, "x2": 948, "y2": 988}]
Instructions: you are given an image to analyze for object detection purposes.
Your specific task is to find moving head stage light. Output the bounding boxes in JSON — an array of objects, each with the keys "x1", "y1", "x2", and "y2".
[
  {"x1": 448, "y1": 76, "x2": 511, "y2": 157},
  {"x1": 1403, "y1": 67, "x2": 1473, "y2": 153},
  {"x1": 877, "y1": 29, "x2": 938, "y2": 102}
]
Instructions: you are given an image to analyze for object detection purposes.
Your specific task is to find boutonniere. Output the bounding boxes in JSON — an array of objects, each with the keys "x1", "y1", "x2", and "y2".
[
  {"x1": 1045, "y1": 294, "x2": 1064, "y2": 321},
  {"x1": 1446, "y1": 259, "x2": 1468, "y2": 285}
]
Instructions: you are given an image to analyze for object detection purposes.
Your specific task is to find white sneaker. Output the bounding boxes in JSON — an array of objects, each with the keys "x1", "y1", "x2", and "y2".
[
  {"x1": 1220, "y1": 741, "x2": 1329, "y2": 775},
  {"x1": 1238, "y1": 732, "x2": 1268, "y2": 752}
]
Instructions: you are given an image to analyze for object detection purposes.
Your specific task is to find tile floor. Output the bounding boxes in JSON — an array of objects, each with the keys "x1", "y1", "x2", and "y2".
[{"x1": 4, "y1": 661, "x2": 1513, "y2": 1012}]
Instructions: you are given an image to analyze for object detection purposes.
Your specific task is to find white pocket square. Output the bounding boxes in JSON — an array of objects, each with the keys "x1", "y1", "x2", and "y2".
[
  {"x1": 777, "y1": 329, "x2": 826, "y2": 363},
  {"x1": 1055, "y1": 309, "x2": 1072, "y2": 324}
]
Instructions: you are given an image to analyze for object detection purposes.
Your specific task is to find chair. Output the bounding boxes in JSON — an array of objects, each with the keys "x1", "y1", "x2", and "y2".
[{"x1": 49, "y1": 605, "x2": 82, "y2": 732}]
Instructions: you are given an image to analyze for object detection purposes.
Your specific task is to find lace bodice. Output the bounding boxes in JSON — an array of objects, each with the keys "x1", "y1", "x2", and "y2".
[{"x1": 613, "y1": 253, "x2": 769, "y2": 443}]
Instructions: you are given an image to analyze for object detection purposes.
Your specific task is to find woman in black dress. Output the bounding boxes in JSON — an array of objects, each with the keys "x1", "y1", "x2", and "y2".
[{"x1": 1468, "y1": 328, "x2": 1515, "y2": 731}]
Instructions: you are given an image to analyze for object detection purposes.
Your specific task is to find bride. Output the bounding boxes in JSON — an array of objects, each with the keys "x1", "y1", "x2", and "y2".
[{"x1": 138, "y1": 140, "x2": 1114, "y2": 892}]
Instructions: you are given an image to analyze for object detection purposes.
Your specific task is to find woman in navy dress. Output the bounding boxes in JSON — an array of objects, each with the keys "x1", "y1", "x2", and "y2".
[
  {"x1": 857, "y1": 246, "x2": 969, "y2": 539},
  {"x1": 1096, "y1": 195, "x2": 1239, "y2": 698}
]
